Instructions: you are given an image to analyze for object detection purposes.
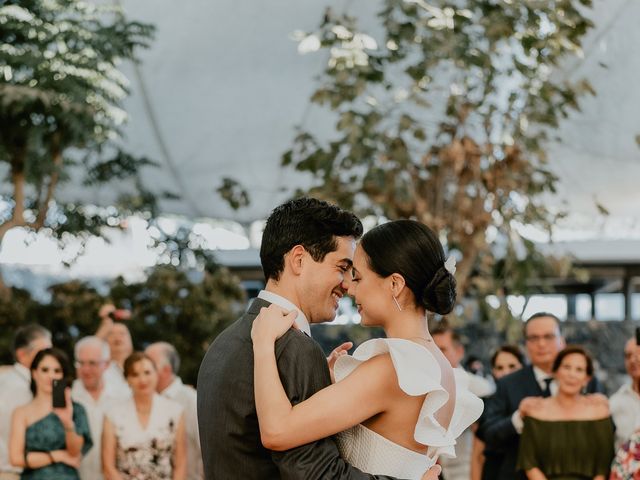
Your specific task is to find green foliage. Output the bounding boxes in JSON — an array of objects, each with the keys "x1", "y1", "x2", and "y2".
[
  {"x1": 0, "y1": 287, "x2": 38, "y2": 364},
  {"x1": 274, "y1": 0, "x2": 596, "y2": 328},
  {"x1": 109, "y1": 265, "x2": 246, "y2": 386},
  {"x1": 0, "y1": 264, "x2": 246, "y2": 386},
  {"x1": 0, "y1": 0, "x2": 157, "y2": 264}
]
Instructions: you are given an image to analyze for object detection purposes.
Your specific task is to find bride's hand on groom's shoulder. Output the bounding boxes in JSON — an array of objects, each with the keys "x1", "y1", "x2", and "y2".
[{"x1": 251, "y1": 304, "x2": 299, "y2": 345}]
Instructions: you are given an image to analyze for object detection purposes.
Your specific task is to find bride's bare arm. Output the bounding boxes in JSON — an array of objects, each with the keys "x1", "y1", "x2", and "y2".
[
  {"x1": 250, "y1": 305, "x2": 398, "y2": 451},
  {"x1": 253, "y1": 339, "x2": 397, "y2": 451}
]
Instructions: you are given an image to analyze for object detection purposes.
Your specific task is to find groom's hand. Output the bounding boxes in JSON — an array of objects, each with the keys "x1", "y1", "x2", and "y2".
[
  {"x1": 420, "y1": 464, "x2": 442, "y2": 480},
  {"x1": 327, "y1": 342, "x2": 353, "y2": 383}
]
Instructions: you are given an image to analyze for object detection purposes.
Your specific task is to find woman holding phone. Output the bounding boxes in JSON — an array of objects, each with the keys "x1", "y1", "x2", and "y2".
[{"x1": 9, "y1": 347, "x2": 92, "y2": 480}]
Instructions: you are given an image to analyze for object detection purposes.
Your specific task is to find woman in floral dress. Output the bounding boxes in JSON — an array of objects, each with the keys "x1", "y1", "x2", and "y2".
[
  {"x1": 610, "y1": 429, "x2": 640, "y2": 480},
  {"x1": 102, "y1": 352, "x2": 186, "y2": 480}
]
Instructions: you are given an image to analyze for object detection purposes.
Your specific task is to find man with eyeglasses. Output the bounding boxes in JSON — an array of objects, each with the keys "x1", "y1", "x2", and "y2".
[
  {"x1": 476, "y1": 312, "x2": 603, "y2": 480},
  {"x1": 610, "y1": 336, "x2": 640, "y2": 449},
  {"x1": 71, "y1": 336, "x2": 130, "y2": 480}
]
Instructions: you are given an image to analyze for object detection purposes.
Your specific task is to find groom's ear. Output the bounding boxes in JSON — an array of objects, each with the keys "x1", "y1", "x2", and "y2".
[{"x1": 286, "y1": 245, "x2": 306, "y2": 276}]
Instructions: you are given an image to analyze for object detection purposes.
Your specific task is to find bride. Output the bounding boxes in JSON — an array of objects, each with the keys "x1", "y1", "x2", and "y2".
[{"x1": 251, "y1": 219, "x2": 483, "y2": 479}]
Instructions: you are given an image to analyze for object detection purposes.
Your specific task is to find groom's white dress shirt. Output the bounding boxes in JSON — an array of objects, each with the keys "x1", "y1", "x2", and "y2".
[{"x1": 257, "y1": 290, "x2": 311, "y2": 337}]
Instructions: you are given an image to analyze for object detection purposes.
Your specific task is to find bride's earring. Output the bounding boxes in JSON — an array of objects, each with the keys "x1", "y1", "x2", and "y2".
[{"x1": 392, "y1": 295, "x2": 403, "y2": 312}]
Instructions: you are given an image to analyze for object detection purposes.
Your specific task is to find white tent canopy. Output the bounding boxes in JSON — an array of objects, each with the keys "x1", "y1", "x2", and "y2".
[{"x1": 54, "y1": 0, "x2": 640, "y2": 235}]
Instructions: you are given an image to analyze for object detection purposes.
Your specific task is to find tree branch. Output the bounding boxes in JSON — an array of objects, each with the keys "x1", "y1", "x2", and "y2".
[
  {"x1": 0, "y1": 146, "x2": 28, "y2": 241},
  {"x1": 34, "y1": 136, "x2": 63, "y2": 229}
]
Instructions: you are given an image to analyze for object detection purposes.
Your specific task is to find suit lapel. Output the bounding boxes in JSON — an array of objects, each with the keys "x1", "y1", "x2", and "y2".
[{"x1": 523, "y1": 365, "x2": 544, "y2": 397}]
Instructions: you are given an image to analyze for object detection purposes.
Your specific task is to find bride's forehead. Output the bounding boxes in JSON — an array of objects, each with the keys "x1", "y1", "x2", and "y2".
[{"x1": 352, "y1": 246, "x2": 369, "y2": 266}]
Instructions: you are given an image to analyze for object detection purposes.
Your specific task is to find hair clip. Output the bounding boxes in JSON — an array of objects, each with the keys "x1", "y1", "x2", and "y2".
[{"x1": 444, "y1": 256, "x2": 456, "y2": 275}]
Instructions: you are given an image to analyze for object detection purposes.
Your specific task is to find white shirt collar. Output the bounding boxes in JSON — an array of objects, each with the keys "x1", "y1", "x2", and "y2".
[
  {"x1": 14, "y1": 362, "x2": 30, "y2": 384},
  {"x1": 162, "y1": 376, "x2": 183, "y2": 399},
  {"x1": 620, "y1": 382, "x2": 640, "y2": 398},
  {"x1": 532, "y1": 365, "x2": 556, "y2": 393},
  {"x1": 257, "y1": 290, "x2": 311, "y2": 337}
]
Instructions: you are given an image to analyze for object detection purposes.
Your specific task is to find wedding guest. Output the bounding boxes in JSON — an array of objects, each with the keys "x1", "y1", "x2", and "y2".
[
  {"x1": 0, "y1": 325, "x2": 51, "y2": 480},
  {"x1": 477, "y1": 313, "x2": 604, "y2": 480},
  {"x1": 9, "y1": 348, "x2": 92, "y2": 480},
  {"x1": 610, "y1": 336, "x2": 640, "y2": 449},
  {"x1": 95, "y1": 305, "x2": 133, "y2": 396},
  {"x1": 433, "y1": 323, "x2": 493, "y2": 480},
  {"x1": 102, "y1": 352, "x2": 186, "y2": 480},
  {"x1": 145, "y1": 342, "x2": 203, "y2": 480},
  {"x1": 432, "y1": 324, "x2": 495, "y2": 398},
  {"x1": 71, "y1": 336, "x2": 129, "y2": 480},
  {"x1": 610, "y1": 428, "x2": 640, "y2": 480},
  {"x1": 516, "y1": 346, "x2": 614, "y2": 479},
  {"x1": 471, "y1": 345, "x2": 525, "y2": 480}
]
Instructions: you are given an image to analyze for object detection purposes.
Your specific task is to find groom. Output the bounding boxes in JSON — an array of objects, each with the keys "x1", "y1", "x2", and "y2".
[{"x1": 197, "y1": 198, "x2": 440, "y2": 479}]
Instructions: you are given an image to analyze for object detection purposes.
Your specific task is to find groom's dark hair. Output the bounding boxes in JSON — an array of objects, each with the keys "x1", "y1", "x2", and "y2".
[{"x1": 260, "y1": 197, "x2": 363, "y2": 282}]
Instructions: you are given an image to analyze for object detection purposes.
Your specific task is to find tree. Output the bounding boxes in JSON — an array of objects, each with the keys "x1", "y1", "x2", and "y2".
[
  {"x1": 280, "y1": 0, "x2": 595, "y2": 328},
  {"x1": 0, "y1": 0, "x2": 155, "y2": 291},
  {"x1": 109, "y1": 264, "x2": 247, "y2": 385},
  {"x1": 0, "y1": 263, "x2": 246, "y2": 385}
]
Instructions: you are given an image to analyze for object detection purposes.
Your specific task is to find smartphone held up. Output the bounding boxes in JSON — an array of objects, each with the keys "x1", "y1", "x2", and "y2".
[{"x1": 52, "y1": 379, "x2": 67, "y2": 409}]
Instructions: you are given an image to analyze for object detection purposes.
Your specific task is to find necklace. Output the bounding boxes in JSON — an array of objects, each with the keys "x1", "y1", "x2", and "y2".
[{"x1": 408, "y1": 336, "x2": 433, "y2": 343}]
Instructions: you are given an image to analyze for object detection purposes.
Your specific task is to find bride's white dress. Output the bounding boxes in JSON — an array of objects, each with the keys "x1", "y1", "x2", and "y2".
[{"x1": 334, "y1": 338, "x2": 484, "y2": 480}]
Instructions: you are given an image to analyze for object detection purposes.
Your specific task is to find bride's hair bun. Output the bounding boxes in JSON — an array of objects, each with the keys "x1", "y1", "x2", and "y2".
[
  {"x1": 421, "y1": 267, "x2": 457, "y2": 315},
  {"x1": 359, "y1": 219, "x2": 457, "y2": 313}
]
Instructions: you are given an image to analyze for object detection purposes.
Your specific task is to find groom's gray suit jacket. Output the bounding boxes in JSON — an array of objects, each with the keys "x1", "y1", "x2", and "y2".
[{"x1": 197, "y1": 297, "x2": 401, "y2": 479}]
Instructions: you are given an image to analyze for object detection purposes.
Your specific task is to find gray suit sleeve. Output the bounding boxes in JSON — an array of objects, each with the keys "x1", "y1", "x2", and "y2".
[{"x1": 270, "y1": 332, "x2": 404, "y2": 480}]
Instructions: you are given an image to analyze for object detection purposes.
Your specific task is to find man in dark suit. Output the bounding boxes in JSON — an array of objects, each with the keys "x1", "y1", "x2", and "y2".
[
  {"x1": 477, "y1": 312, "x2": 604, "y2": 480},
  {"x1": 197, "y1": 198, "x2": 440, "y2": 480}
]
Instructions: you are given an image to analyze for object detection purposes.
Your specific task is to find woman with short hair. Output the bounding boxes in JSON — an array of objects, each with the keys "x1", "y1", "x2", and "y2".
[
  {"x1": 517, "y1": 346, "x2": 614, "y2": 480},
  {"x1": 102, "y1": 352, "x2": 186, "y2": 480}
]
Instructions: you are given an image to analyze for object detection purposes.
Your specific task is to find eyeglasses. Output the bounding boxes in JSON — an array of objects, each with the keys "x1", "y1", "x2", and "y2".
[
  {"x1": 525, "y1": 334, "x2": 557, "y2": 343},
  {"x1": 75, "y1": 360, "x2": 106, "y2": 369}
]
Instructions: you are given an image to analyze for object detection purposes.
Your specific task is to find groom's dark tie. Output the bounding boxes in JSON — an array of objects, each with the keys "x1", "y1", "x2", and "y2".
[{"x1": 542, "y1": 378, "x2": 552, "y2": 398}]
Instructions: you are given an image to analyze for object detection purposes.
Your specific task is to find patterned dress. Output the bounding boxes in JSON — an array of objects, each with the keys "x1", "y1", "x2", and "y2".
[
  {"x1": 610, "y1": 429, "x2": 640, "y2": 480},
  {"x1": 22, "y1": 402, "x2": 93, "y2": 480},
  {"x1": 105, "y1": 394, "x2": 183, "y2": 480}
]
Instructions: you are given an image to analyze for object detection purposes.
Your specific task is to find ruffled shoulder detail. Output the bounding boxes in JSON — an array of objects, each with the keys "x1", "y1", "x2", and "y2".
[{"x1": 334, "y1": 338, "x2": 484, "y2": 461}]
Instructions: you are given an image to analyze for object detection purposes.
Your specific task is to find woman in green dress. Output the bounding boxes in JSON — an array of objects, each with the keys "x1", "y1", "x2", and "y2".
[
  {"x1": 516, "y1": 346, "x2": 614, "y2": 480},
  {"x1": 9, "y1": 348, "x2": 92, "y2": 479}
]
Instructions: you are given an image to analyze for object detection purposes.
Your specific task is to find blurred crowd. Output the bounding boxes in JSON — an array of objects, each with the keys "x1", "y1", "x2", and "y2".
[
  {"x1": 1, "y1": 307, "x2": 639, "y2": 479},
  {"x1": 432, "y1": 313, "x2": 640, "y2": 480},
  {"x1": 0, "y1": 304, "x2": 203, "y2": 480}
]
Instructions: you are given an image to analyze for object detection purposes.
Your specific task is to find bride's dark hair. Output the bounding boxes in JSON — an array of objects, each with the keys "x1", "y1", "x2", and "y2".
[{"x1": 360, "y1": 220, "x2": 456, "y2": 315}]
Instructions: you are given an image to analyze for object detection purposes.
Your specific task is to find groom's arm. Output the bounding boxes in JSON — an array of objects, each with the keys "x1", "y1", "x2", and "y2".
[{"x1": 270, "y1": 331, "x2": 403, "y2": 480}]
